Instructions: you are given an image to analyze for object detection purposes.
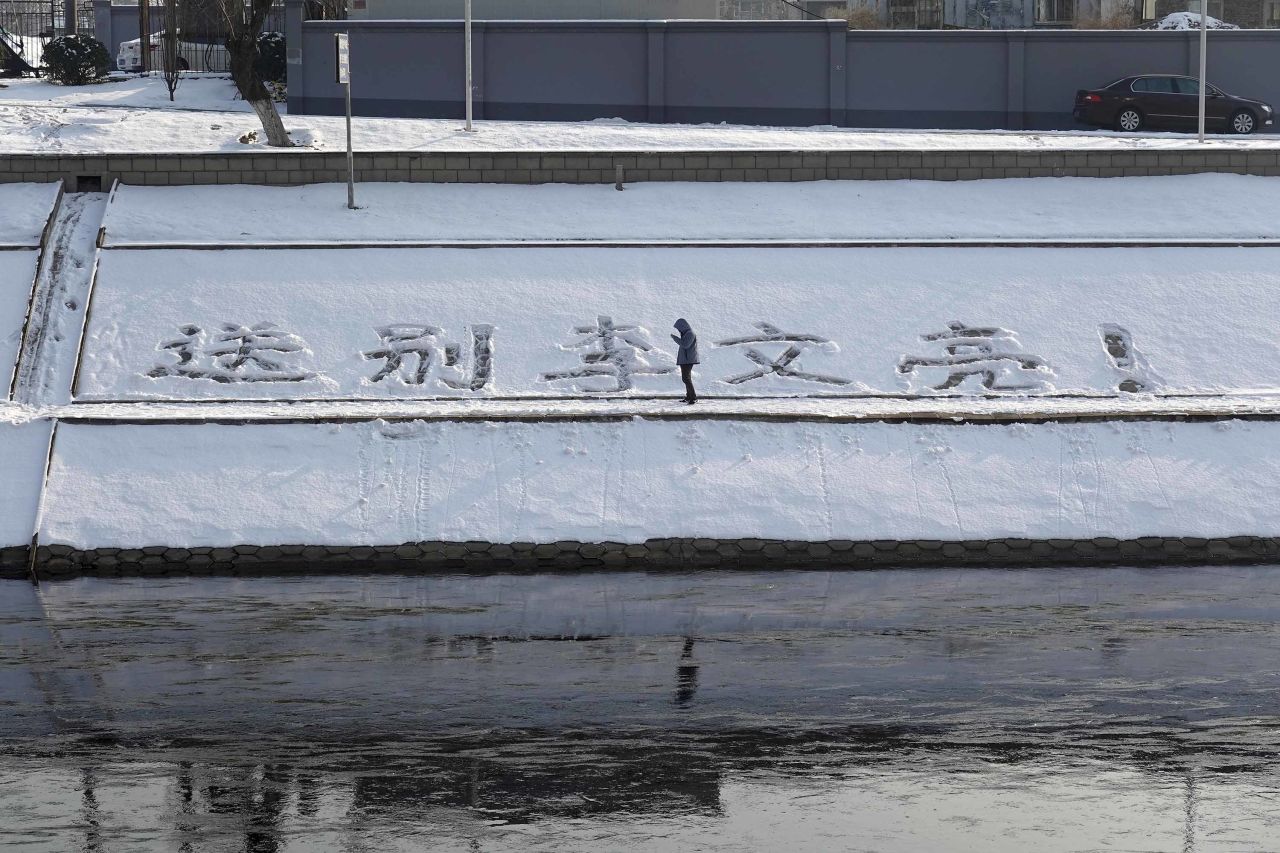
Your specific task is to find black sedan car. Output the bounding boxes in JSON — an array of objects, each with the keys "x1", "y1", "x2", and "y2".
[{"x1": 1073, "y1": 75, "x2": 1273, "y2": 134}]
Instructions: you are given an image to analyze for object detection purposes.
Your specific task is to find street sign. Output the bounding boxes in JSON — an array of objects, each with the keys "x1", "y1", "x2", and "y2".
[{"x1": 335, "y1": 32, "x2": 349, "y2": 85}]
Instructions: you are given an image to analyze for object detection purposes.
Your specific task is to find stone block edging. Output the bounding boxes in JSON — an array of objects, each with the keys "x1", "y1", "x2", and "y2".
[
  {"x1": 4, "y1": 149, "x2": 1280, "y2": 190},
  {"x1": 5, "y1": 535, "x2": 1279, "y2": 581}
]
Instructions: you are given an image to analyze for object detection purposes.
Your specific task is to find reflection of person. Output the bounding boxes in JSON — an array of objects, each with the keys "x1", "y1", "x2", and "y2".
[
  {"x1": 675, "y1": 637, "x2": 698, "y2": 706},
  {"x1": 671, "y1": 319, "x2": 700, "y2": 404}
]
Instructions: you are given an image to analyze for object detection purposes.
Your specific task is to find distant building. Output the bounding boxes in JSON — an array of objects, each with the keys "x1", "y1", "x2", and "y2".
[
  {"x1": 348, "y1": 0, "x2": 850, "y2": 19},
  {"x1": 854, "y1": 0, "x2": 1278, "y2": 26},
  {"x1": 349, "y1": 0, "x2": 720, "y2": 18},
  {"x1": 343, "y1": 0, "x2": 1277, "y2": 26}
]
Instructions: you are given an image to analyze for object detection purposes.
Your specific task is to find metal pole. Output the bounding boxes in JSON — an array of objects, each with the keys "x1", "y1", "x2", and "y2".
[
  {"x1": 138, "y1": 0, "x2": 150, "y2": 72},
  {"x1": 464, "y1": 0, "x2": 474, "y2": 132},
  {"x1": 346, "y1": 79, "x2": 355, "y2": 209},
  {"x1": 1197, "y1": 1, "x2": 1208, "y2": 142}
]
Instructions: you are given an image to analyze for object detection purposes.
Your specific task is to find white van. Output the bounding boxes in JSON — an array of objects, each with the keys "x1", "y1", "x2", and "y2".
[{"x1": 116, "y1": 32, "x2": 230, "y2": 73}]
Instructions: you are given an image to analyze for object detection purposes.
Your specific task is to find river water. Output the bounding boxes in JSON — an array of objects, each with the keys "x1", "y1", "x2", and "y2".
[{"x1": 2, "y1": 566, "x2": 1278, "y2": 851}]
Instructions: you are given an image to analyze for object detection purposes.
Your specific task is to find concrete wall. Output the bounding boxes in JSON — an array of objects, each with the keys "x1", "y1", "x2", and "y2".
[
  {"x1": 290, "y1": 18, "x2": 849, "y2": 126},
  {"x1": 5, "y1": 149, "x2": 1280, "y2": 191},
  {"x1": 91, "y1": 0, "x2": 163, "y2": 61},
  {"x1": 286, "y1": 6, "x2": 1280, "y2": 131}
]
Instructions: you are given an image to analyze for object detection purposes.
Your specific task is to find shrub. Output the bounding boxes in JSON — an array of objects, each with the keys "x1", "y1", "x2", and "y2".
[
  {"x1": 847, "y1": 5, "x2": 882, "y2": 29},
  {"x1": 42, "y1": 34, "x2": 110, "y2": 85},
  {"x1": 254, "y1": 31, "x2": 286, "y2": 84}
]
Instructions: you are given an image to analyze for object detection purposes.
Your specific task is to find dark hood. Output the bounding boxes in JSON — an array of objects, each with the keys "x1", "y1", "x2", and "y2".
[{"x1": 674, "y1": 319, "x2": 691, "y2": 333}]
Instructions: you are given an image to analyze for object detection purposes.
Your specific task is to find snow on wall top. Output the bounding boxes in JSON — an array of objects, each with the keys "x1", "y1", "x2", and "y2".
[
  {"x1": 100, "y1": 176, "x2": 1280, "y2": 245},
  {"x1": 73, "y1": 245, "x2": 1276, "y2": 401},
  {"x1": 0, "y1": 183, "x2": 59, "y2": 247},
  {"x1": 1150, "y1": 11, "x2": 1238, "y2": 29}
]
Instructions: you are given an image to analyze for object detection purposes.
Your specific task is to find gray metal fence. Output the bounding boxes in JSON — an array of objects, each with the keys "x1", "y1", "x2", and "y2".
[
  {"x1": 283, "y1": 4, "x2": 1280, "y2": 132},
  {"x1": 92, "y1": 1, "x2": 285, "y2": 73},
  {"x1": 0, "y1": 0, "x2": 94, "y2": 68}
]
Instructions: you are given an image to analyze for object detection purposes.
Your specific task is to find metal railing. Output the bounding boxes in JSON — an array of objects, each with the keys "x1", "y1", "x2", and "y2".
[
  {"x1": 0, "y1": 1, "x2": 285, "y2": 73},
  {"x1": 0, "y1": 0, "x2": 94, "y2": 68}
]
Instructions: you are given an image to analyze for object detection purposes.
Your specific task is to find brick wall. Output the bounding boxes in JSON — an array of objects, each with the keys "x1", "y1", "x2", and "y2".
[{"x1": 4, "y1": 149, "x2": 1280, "y2": 190}]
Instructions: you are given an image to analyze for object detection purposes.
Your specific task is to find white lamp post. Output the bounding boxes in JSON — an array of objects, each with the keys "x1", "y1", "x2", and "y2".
[
  {"x1": 1197, "y1": 0, "x2": 1208, "y2": 142},
  {"x1": 464, "y1": 0, "x2": 475, "y2": 132}
]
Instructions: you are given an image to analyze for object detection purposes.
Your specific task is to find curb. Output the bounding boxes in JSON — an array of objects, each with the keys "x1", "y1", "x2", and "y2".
[{"x1": 10, "y1": 535, "x2": 1280, "y2": 581}]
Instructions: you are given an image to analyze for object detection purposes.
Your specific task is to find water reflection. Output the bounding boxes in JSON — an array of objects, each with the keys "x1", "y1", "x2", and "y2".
[
  {"x1": 4, "y1": 733, "x2": 1278, "y2": 852},
  {"x1": 2, "y1": 566, "x2": 1280, "y2": 850},
  {"x1": 675, "y1": 637, "x2": 699, "y2": 707}
]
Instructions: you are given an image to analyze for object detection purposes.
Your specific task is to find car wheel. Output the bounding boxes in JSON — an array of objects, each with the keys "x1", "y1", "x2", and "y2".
[
  {"x1": 1230, "y1": 109, "x2": 1256, "y2": 135},
  {"x1": 176, "y1": 56, "x2": 189, "y2": 71},
  {"x1": 1115, "y1": 108, "x2": 1143, "y2": 132}
]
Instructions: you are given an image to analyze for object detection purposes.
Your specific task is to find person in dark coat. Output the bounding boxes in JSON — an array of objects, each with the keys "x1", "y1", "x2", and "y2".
[{"x1": 672, "y1": 318, "x2": 699, "y2": 404}]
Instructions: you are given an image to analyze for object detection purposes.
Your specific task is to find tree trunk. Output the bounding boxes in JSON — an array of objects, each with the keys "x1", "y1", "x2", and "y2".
[
  {"x1": 162, "y1": 0, "x2": 180, "y2": 102},
  {"x1": 247, "y1": 96, "x2": 291, "y2": 146},
  {"x1": 227, "y1": 32, "x2": 292, "y2": 147}
]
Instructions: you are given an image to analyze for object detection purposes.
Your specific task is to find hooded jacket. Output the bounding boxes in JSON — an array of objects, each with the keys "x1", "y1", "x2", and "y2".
[{"x1": 672, "y1": 319, "x2": 700, "y2": 366}]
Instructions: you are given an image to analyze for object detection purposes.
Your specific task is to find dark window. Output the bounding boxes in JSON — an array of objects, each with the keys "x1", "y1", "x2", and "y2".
[
  {"x1": 1175, "y1": 78, "x2": 1201, "y2": 95},
  {"x1": 1034, "y1": 0, "x2": 1074, "y2": 23},
  {"x1": 1136, "y1": 77, "x2": 1175, "y2": 94}
]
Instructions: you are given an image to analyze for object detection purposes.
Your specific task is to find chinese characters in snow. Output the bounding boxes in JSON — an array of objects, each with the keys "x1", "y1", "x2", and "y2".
[
  {"x1": 541, "y1": 315, "x2": 673, "y2": 392},
  {"x1": 714, "y1": 322, "x2": 852, "y2": 386},
  {"x1": 897, "y1": 321, "x2": 1052, "y2": 392},
  {"x1": 363, "y1": 324, "x2": 495, "y2": 390},
  {"x1": 145, "y1": 317, "x2": 1156, "y2": 396},
  {"x1": 148, "y1": 322, "x2": 315, "y2": 383}
]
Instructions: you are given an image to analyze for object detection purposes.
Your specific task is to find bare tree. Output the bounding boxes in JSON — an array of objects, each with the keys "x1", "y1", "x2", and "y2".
[
  {"x1": 215, "y1": 0, "x2": 291, "y2": 146},
  {"x1": 160, "y1": 0, "x2": 181, "y2": 101}
]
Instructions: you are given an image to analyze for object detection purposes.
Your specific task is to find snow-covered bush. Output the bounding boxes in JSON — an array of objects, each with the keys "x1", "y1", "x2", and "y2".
[
  {"x1": 254, "y1": 31, "x2": 286, "y2": 84},
  {"x1": 41, "y1": 34, "x2": 111, "y2": 85},
  {"x1": 1150, "y1": 11, "x2": 1238, "y2": 29}
]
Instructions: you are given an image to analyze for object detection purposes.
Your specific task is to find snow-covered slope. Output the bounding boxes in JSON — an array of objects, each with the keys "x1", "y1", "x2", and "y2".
[
  {"x1": 1, "y1": 252, "x2": 39, "y2": 395},
  {"x1": 73, "y1": 245, "x2": 1278, "y2": 400},
  {"x1": 0, "y1": 421, "x2": 50, "y2": 549},
  {"x1": 100, "y1": 176, "x2": 1280, "y2": 245},
  {"x1": 8, "y1": 177, "x2": 1280, "y2": 554},
  {"x1": 0, "y1": 183, "x2": 59, "y2": 246},
  {"x1": 39, "y1": 418, "x2": 1280, "y2": 548}
]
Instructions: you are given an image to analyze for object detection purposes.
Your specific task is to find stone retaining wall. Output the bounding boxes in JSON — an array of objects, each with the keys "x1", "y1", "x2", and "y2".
[
  {"x1": 6, "y1": 536, "x2": 1280, "y2": 581},
  {"x1": 5, "y1": 150, "x2": 1280, "y2": 191}
]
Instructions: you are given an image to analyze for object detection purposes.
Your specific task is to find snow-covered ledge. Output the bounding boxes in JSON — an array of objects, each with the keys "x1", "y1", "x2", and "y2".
[
  {"x1": 5, "y1": 147, "x2": 1280, "y2": 192},
  {"x1": 11, "y1": 418, "x2": 1280, "y2": 579}
]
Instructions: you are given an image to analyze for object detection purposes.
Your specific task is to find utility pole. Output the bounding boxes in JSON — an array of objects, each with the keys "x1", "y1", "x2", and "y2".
[
  {"x1": 1197, "y1": 0, "x2": 1208, "y2": 142},
  {"x1": 139, "y1": 0, "x2": 151, "y2": 72},
  {"x1": 464, "y1": 0, "x2": 475, "y2": 131},
  {"x1": 63, "y1": 0, "x2": 76, "y2": 35},
  {"x1": 336, "y1": 33, "x2": 355, "y2": 209}
]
